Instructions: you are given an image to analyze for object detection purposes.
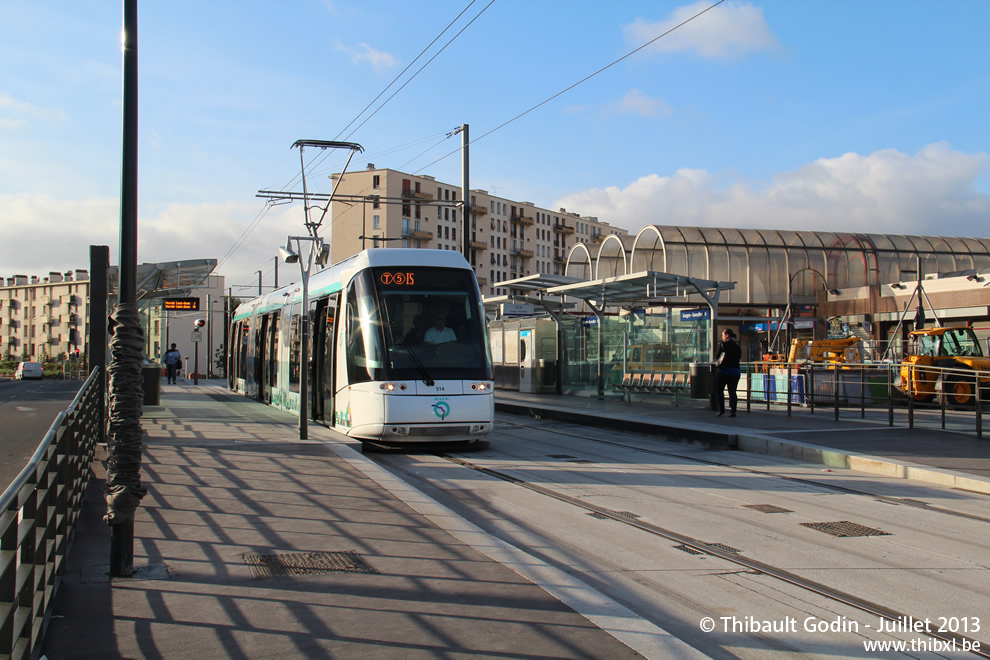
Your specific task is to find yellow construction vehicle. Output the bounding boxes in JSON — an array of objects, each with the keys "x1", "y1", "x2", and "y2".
[
  {"x1": 900, "y1": 327, "x2": 990, "y2": 406},
  {"x1": 788, "y1": 336, "x2": 862, "y2": 365}
]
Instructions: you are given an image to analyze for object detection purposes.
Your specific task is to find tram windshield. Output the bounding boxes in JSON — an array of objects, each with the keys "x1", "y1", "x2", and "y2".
[{"x1": 345, "y1": 266, "x2": 492, "y2": 383}]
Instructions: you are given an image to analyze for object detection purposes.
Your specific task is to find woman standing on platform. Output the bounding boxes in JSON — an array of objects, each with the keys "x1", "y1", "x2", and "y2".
[{"x1": 715, "y1": 329, "x2": 741, "y2": 417}]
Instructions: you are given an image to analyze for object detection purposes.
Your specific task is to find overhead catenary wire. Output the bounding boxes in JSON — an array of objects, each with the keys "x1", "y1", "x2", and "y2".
[
  {"x1": 414, "y1": 0, "x2": 725, "y2": 175},
  {"x1": 274, "y1": 0, "x2": 493, "y2": 195}
]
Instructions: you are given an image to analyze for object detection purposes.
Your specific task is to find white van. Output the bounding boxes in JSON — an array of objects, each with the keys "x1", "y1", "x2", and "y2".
[{"x1": 14, "y1": 361, "x2": 43, "y2": 380}]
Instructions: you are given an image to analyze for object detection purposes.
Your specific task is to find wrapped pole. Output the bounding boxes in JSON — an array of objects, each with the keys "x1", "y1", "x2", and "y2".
[{"x1": 105, "y1": 0, "x2": 146, "y2": 578}]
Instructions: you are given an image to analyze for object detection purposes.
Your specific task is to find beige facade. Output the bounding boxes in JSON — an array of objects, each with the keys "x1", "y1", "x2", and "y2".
[
  {"x1": 1, "y1": 271, "x2": 90, "y2": 360},
  {"x1": 328, "y1": 166, "x2": 627, "y2": 296}
]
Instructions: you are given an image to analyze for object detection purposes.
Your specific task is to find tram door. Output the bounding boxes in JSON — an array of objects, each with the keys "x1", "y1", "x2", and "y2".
[
  {"x1": 311, "y1": 296, "x2": 338, "y2": 424},
  {"x1": 251, "y1": 316, "x2": 268, "y2": 402},
  {"x1": 258, "y1": 313, "x2": 278, "y2": 402}
]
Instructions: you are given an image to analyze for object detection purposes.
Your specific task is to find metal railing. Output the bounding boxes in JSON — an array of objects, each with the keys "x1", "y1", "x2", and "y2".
[
  {"x1": 743, "y1": 361, "x2": 988, "y2": 437},
  {"x1": 1, "y1": 367, "x2": 102, "y2": 660}
]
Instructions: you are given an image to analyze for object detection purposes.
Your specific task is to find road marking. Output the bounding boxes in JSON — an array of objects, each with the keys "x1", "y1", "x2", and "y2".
[{"x1": 16, "y1": 406, "x2": 36, "y2": 412}]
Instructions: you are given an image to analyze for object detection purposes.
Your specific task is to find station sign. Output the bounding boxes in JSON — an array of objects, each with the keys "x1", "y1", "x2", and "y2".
[
  {"x1": 501, "y1": 303, "x2": 534, "y2": 317},
  {"x1": 581, "y1": 316, "x2": 598, "y2": 327},
  {"x1": 163, "y1": 297, "x2": 200, "y2": 311},
  {"x1": 680, "y1": 308, "x2": 710, "y2": 322}
]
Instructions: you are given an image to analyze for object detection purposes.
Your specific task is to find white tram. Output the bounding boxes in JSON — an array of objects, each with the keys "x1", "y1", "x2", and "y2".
[{"x1": 229, "y1": 249, "x2": 494, "y2": 446}]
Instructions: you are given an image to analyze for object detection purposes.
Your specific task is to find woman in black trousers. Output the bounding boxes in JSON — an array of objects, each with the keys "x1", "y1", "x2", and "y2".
[{"x1": 715, "y1": 329, "x2": 741, "y2": 417}]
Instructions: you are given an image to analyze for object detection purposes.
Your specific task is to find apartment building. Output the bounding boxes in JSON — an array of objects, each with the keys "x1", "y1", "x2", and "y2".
[
  {"x1": 328, "y1": 165, "x2": 627, "y2": 296},
  {"x1": 0, "y1": 271, "x2": 90, "y2": 360}
]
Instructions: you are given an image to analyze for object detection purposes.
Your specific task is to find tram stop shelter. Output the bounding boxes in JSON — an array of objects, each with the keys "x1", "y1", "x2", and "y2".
[{"x1": 486, "y1": 271, "x2": 734, "y2": 398}]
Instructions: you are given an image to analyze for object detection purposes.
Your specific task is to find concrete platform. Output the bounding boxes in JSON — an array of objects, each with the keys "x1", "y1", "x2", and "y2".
[{"x1": 41, "y1": 380, "x2": 990, "y2": 659}]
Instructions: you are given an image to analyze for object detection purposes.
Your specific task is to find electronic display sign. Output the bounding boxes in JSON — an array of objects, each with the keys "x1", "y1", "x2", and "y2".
[{"x1": 162, "y1": 298, "x2": 200, "y2": 311}]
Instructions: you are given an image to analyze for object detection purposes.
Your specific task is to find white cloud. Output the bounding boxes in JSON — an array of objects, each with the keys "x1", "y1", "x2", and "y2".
[
  {"x1": 604, "y1": 89, "x2": 671, "y2": 119},
  {"x1": 0, "y1": 195, "x2": 304, "y2": 294},
  {"x1": 0, "y1": 93, "x2": 66, "y2": 128},
  {"x1": 623, "y1": 1, "x2": 778, "y2": 59},
  {"x1": 334, "y1": 40, "x2": 397, "y2": 73},
  {"x1": 554, "y1": 143, "x2": 990, "y2": 238}
]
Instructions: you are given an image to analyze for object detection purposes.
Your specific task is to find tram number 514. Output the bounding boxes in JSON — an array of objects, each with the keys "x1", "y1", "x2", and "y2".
[{"x1": 434, "y1": 386, "x2": 445, "y2": 392}]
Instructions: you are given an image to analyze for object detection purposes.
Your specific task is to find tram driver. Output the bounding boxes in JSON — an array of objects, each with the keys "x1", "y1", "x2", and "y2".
[{"x1": 423, "y1": 312, "x2": 456, "y2": 344}]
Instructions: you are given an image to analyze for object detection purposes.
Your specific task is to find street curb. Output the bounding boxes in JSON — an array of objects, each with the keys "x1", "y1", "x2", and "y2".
[
  {"x1": 495, "y1": 400, "x2": 738, "y2": 449},
  {"x1": 495, "y1": 399, "x2": 990, "y2": 495},
  {"x1": 737, "y1": 431, "x2": 990, "y2": 495}
]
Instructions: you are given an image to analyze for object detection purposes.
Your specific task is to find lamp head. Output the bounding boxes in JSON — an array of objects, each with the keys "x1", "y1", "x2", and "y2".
[
  {"x1": 279, "y1": 239, "x2": 299, "y2": 264},
  {"x1": 315, "y1": 243, "x2": 331, "y2": 266}
]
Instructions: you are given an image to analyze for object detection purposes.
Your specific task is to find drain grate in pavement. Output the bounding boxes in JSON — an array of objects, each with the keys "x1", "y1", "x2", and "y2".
[
  {"x1": 705, "y1": 543, "x2": 741, "y2": 554},
  {"x1": 800, "y1": 521, "x2": 891, "y2": 537},
  {"x1": 885, "y1": 498, "x2": 930, "y2": 507},
  {"x1": 244, "y1": 551, "x2": 377, "y2": 578},
  {"x1": 615, "y1": 511, "x2": 641, "y2": 520},
  {"x1": 743, "y1": 504, "x2": 793, "y2": 514},
  {"x1": 674, "y1": 544, "x2": 704, "y2": 555},
  {"x1": 587, "y1": 511, "x2": 610, "y2": 520}
]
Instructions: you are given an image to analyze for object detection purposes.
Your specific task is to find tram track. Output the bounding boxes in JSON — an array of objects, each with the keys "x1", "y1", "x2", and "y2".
[
  {"x1": 438, "y1": 448, "x2": 990, "y2": 656},
  {"x1": 501, "y1": 418, "x2": 990, "y2": 525}
]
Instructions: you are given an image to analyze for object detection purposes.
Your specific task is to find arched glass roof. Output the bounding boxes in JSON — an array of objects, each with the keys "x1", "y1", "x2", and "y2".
[{"x1": 568, "y1": 225, "x2": 990, "y2": 306}]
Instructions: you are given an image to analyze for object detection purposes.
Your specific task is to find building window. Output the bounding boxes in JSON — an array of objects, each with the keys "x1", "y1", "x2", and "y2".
[
  {"x1": 373, "y1": 215, "x2": 380, "y2": 230},
  {"x1": 372, "y1": 175, "x2": 380, "y2": 189},
  {"x1": 444, "y1": 227, "x2": 450, "y2": 239}
]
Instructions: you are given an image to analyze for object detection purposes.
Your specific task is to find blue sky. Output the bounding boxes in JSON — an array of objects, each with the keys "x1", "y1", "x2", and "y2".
[{"x1": 2, "y1": 0, "x2": 988, "y2": 294}]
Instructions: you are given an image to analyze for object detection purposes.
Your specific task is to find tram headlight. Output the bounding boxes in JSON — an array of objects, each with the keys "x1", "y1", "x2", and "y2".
[
  {"x1": 470, "y1": 381, "x2": 492, "y2": 392},
  {"x1": 379, "y1": 382, "x2": 408, "y2": 392}
]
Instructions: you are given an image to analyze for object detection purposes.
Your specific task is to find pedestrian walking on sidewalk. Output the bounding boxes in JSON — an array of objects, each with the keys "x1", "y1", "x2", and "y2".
[
  {"x1": 164, "y1": 343, "x2": 182, "y2": 384},
  {"x1": 714, "y1": 329, "x2": 741, "y2": 417}
]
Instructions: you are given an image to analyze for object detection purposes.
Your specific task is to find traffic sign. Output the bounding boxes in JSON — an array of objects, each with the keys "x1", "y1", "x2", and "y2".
[{"x1": 190, "y1": 331, "x2": 203, "y2": 342}]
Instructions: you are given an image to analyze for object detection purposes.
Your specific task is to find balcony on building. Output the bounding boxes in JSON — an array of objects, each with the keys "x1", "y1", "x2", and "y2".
[
  {"x1": 401, "y1": 227, "x2": 434, "y2": 241},
  {"x1": 401, "y1": 188, "x2": 434, "y2": 200},
  {"x1": 470, "y1": 203, "x2": 488, "y2": 216},
  {"x1": 553, "y1": 255, "x2": 566, "y2": 263},
  {"x1": 476, "y1": 277, "x2": 488, "y2": 287},
  {"x1": 510, "y1": 213, "x2": 535, "y2": 226},
  {"x1": 511, "y1": 246, "x2": 534, "y2": 258},
  {"x1": 470, "y1": 239, "x2": 488, "y2": 250},
  {"x1": 590, "y1": 232, "x2": 605, "y2": 243},
  {"x1": 553, "y1": 222, "x2": 575, "y2": 234}
]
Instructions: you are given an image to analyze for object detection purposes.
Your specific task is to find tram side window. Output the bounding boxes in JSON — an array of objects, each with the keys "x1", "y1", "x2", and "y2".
[{"x1": 288, "y1": 314, "x2": 301, "y2": 392}]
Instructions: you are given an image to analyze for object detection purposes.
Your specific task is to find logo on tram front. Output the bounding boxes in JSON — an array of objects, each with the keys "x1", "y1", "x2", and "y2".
[
  {"x1": 432, "y1": 401, "x2": 451, "y2": 420},
  {"x1": 380, "y1": 271, "x2": 415, "y2": 286}
]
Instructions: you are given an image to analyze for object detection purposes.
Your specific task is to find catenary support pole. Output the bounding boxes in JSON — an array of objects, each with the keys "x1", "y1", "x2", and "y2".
[
  {"x1": 106, "y1": 0, "x2": 147, "y2": 578},
  {"x1": 460, "y1": 124, "x2": 470, "y2": 258}
]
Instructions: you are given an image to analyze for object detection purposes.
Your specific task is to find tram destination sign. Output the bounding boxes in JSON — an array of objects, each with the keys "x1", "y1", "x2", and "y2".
[{"x1": 163, "y1": 297, "x2": 200, "y2": 311}]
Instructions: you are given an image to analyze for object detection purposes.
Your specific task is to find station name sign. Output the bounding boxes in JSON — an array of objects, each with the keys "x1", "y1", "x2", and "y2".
[
  {"x1": 163, "y1": 298, "x2": 200, "y2": 311},
  {"x1": 680, "y1": 308, "x2": 710, "y2": 321}
]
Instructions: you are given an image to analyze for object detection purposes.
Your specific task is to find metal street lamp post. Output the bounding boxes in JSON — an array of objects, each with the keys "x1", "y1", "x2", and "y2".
[
  {"x1": 279, "y1": 236, "x2": 329, "y2": 440},
  {"x1": 771, "y1": 267, "x2": 832, "y2": 356}
]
